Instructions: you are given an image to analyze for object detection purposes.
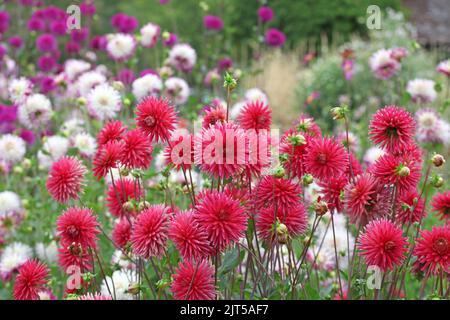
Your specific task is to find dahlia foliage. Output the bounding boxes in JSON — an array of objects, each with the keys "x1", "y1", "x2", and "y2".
[{"x1": 0, "y1": 2, "x2": 448, "y2": 301}]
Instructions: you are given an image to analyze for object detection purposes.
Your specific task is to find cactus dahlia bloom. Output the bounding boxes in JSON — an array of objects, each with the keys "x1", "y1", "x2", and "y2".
[
  {"x1": 413, "y1": 225, "x2": 450, "y2": 275},
  {"x1": 13, "y1": 260, "x2": 50, "y2": 300},
  {"x1": 369, "y1": 105, "x2": 415, "y2": 153},
  {"x1": 358, "y1": 219, "x2": 407, "y2": 271},
  {"x1": 171, "y1": 259, "x2": 215, "y2": 300},
  {"x1": 46, "y1": 156, "x2": 86, "y2": 203}
]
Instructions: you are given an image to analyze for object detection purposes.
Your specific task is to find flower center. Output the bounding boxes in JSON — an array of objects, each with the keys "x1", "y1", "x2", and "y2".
[
  {"x1": 217, "y1": 209, "x2": 228, "y2": 220},
  {"x1": 316, "y1": 153, "x2": 327, "y2": 164},
  {"x1": 67, "y1": 225, "x2": 80, "y2": 238},
  {"x1": 384, "y1": 240, "x2": 396, "y2": 252},
  {"x1": 385, "y1": 126, "x2": 398, "y2": 138},
  {"x1": 433, "y1": 237, "x2": 449, "y2": 256},
  {"x1": 144, "y1": 115, "x2": 156, "y2": 127}
]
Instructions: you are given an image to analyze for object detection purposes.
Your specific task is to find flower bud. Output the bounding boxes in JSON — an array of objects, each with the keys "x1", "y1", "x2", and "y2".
[
  {"x1": 21, "y1": 158, "x2": 32, "y2": 170},
  {"x1": 314, "y1": 199, "x2": 329, "y2": 216},
  {"x1": 76, "y1": 97, "x2": 87, "y2": 107},
  {"x1": 127, "y1": 283, "x2": 141, "y2": 295},
  {"x1": 276, "y1": 223, "x2": 289, "y2": 244},
  {"x1": 431, "y1": 154, "x2": 445, "y2": 167},
  {"x1": 396, "y1": 165, "x2": 410, "y2": 177},
  {"x1": 302, "y1": 174, "x2": 314, "y2": 186},
  {"x1": 272, "y1": 166, "x2": 285, "y2": 178},
  {"x1": 288, "y1": 134, "x2": 307, "y2": 146},
  {"x1": 122, "y1": 201, "x2": 135, "y2": 213},
  {"x1": 431, "y1": 175, "x2": 444, "y2": 188},
  {"x1": 138, "y1": 201, "x2": 150, "y2": 211}
]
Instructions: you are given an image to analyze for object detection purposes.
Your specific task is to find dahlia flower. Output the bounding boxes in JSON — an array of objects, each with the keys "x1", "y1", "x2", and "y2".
[
  {"x1": 436, "y1": 59, "x2": 450, "y2": 77},
  {"x1": 0, "y1": 134, "x2": 26, "y2": 164},
  {"x1": 71, "y1": 132, "x2": 97, "y2": 158},
  {"x1": 164, "y1": 133, "x2": 194, "y2": 170},
  {"x1": 358, "y1": 219, "x2": 407, "y2": 271},
  {"x1": 87, "y1": 84, "x2": 122, "y2": 121},
  {"x1": 135, "y1": 96, "x2": 177, "y2": 143},
  {"x1": 371, "y1": 153, "x2": 421, "y2": 193},
  {"x1": 344, "y1": 173, "x2": 390, "y2": 223},
  {"x1": 132, "y1": 73, "x2": 162, "y2": 101},
  {"x1": 106, "y1": 33, "x2": 136, "y2": 61},
  {"x1": 0, "y1": 242, "x2": 32, "y2": 280},
  {"x1": 406, "y1": 79, "x2": 437, "y2": 104},
  {"x1": 304, "y1": 136, "x2": 348, "y2": 180},
  {"x1": 13, "y1": 260, "x2": 49, "y2": 300},
  {"x1": 93, "y1": 140, "x2": 124, "y2": 180},
  {"x1": 369, "y1": 105, "x2": 415, "y2": 153},
  {"x1": 415, "y1": 109, "x2": 450, "y2": 145},
  {"x1": 76, "y1": 70, "x2": 107, "y2": 96},
  {"x1": 164, "y1": 77, "x2": 190, "y2": 105},
  {"x1": 258, "y1": 6, "x2": 274, "y2": 23},
  {"x1": 265, "y1": 28, "x2": 286, "y2": 47},
  {"x1": 168, "y1": 44, "x2": 197, "y2": 73},
  {"x1": 106, "y1": 178, "x2": 144, "y2": 217},
  {"x1": 238, "y1": 100, "x2": 272, "y2": 131},
  {"x1": 414, "y1": 226, "x2": 449, "y2": 275},
  {"x1": 56, "y1": 207, "x2": 99, "y2": 248},
  {"x1": 431, "y1": 191, "x2": 450, "y2": 221},
  {"x1": 203, "y1": 15, "x2": 224, "y2": 31},
  {"x1": 254, "y1": 175, "x2": 302, "y2": 211},
  {"x1": 8, "y1": 77, "x2": 33, "y2": 104},
  {"x1": 112, "y1": 218, "x2": 132, "y2": 249},
  {"x1": 256, "y1": 204, "x2": 308, "y2": 242},
  {"x1": 47, "y1": 156, "x2": 86, "y2": 203},
  {"x1": 169, "y1": 210, "x2": 212, "y2": 260},
  {"x1": 130, "y1": 205, "x2": 169, "y2": 259},
  {"x1": 171, "y1": 259, "x2": 215, "y2": 300},
  {"x1": 101, "y1": 269, "x2": 136, "y2": 300},
  {"x1": 194, "y1": 191, "x2": 247, "y2": 252},
  {"x1": 97, "y1": 120, "x2": 127, "y2": 146},
  {"x1": 120, "y1": 128, "x2": 153, "y2": 169},
  {"x1": 140, "y1": 23, "x2": 160, "y2": 48},
  {"x1": 369, "y1": 49, "x2": 400, "y2": 80},
  {"x1": 18, "y1": 93, "x2": 53, "y2": 129}
]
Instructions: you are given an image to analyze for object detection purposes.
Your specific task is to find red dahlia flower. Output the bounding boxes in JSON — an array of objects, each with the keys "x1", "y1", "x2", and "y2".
[
  {"x1": 431, "y1": 191, "x2": 450, "y2": 221},
  {"x1": 254, "y1": 175, "x2": 302, "y2": 212},
  {"x1": 371, "y1": 153, "x2": 421, "y2": 194},
  {"x1": 136, "y1": 96, "x2": 177, "y2": 143},
  {"x1": 13, "y1": 259, "x2": 49, "y2": 300},
  {"x1": 120, "y1": 128, "x2": 153, "y2": 169},
  {"x1": 171, "y1": 259, "x2": 215, "y2": 300},
  {"x1": 238, "y1": 100, "x2": 272, "y2": 131},
  {"x1": 256, "y1": 204, "x2": 308, "y2": 243},
  {"x1": 194, "y1": 191, "x2": 247, "y2": 252},
  {"x1": 106, "y1": 178, "x2": 144, "y2": 217},
  {"x1": 97, "y1": 120, "x2": 127, "y2": 146},
  {"x1": 130, "y1": 205, "x2": 170, "y2": 259},
  {"x1": 304, "y1": 136, "x2": 348, "y2": 180},
  {"x1": 369, "y1": 105, "x2": 415, "y2": 153},
  {"x1": 395, "y1": 188, "x2": 425, "y2": 224},
  {"x1": 56, "y1": 207, "x2": 99, "y2": 248},
  {"x1": 358, "y1": 218, "x2": 407, "y2": 271},
  {"x1": 413, "y1": 225, "x2": 449, "y2": 275},
  {"x1": 169, "y1": 210, "x2": 212, "y2": 260},
  {"x1": 46, "y1": 156, "x2": 86, "y2": 203},
  {"x1": 92, "y1": 140, "x2": 124, "y2": 179}
]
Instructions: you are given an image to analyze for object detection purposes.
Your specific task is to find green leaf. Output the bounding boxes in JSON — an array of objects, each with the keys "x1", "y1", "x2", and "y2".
[{"x1": 218, "y1": 247, "x2": 244, "y2": 275}]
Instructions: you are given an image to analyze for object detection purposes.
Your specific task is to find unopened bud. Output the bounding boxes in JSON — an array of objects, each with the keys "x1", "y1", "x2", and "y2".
[
  {"x1": 123, "y1": 98, "x2": 131, "y2": 108},
  {"x1": 13, "y1": 166, "x2": 23, "y2": 174},
  {"x1": 396, "y1": 165, "x2": 410, "y2": 177},
  {"x1": 272, "y1": 166, "x2": 285, "y2": 178},
  {"x1": 122, "y1": 201, "x2": 135, "y2": 213},
  {"x1": 288, "y1": 134, "x2": 307, "y2": 146},
  {"x1": 431, "y1": 175, "x2": 444, "y2": 188},
  {"x1": 76, "y1": 97, "x2": 87, "y2": 107},
  {"x1": 119, "y1": 167, "x2": 129, "y2": 176},
  {"x1": 314, "y1": 200, "x2": 329, "y2": 216},
  {"x1": 21, "y1": 158, "x2": 32, "y2": 170},
  {"x1": 330, "y1": 105, "x2": 349, "y2": 120},
  {"x1": 127, "y1": 283, "x2": 141, "y2": 295},
  {"x1": 276, "y1": 223, "x2": 289, "y2": 244},
  {"x1": 431, "y1": 154, "x2": 445, "y2": 167},
  {"x1": 112, "y1": 81, "x2": 124, "y2": 92},
  {"x1": 138, "y1": 201, "x2": 150, "y2": 211},
  {"x1": 302, "y1": 174, "x2": 314, "y2": 186}
]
